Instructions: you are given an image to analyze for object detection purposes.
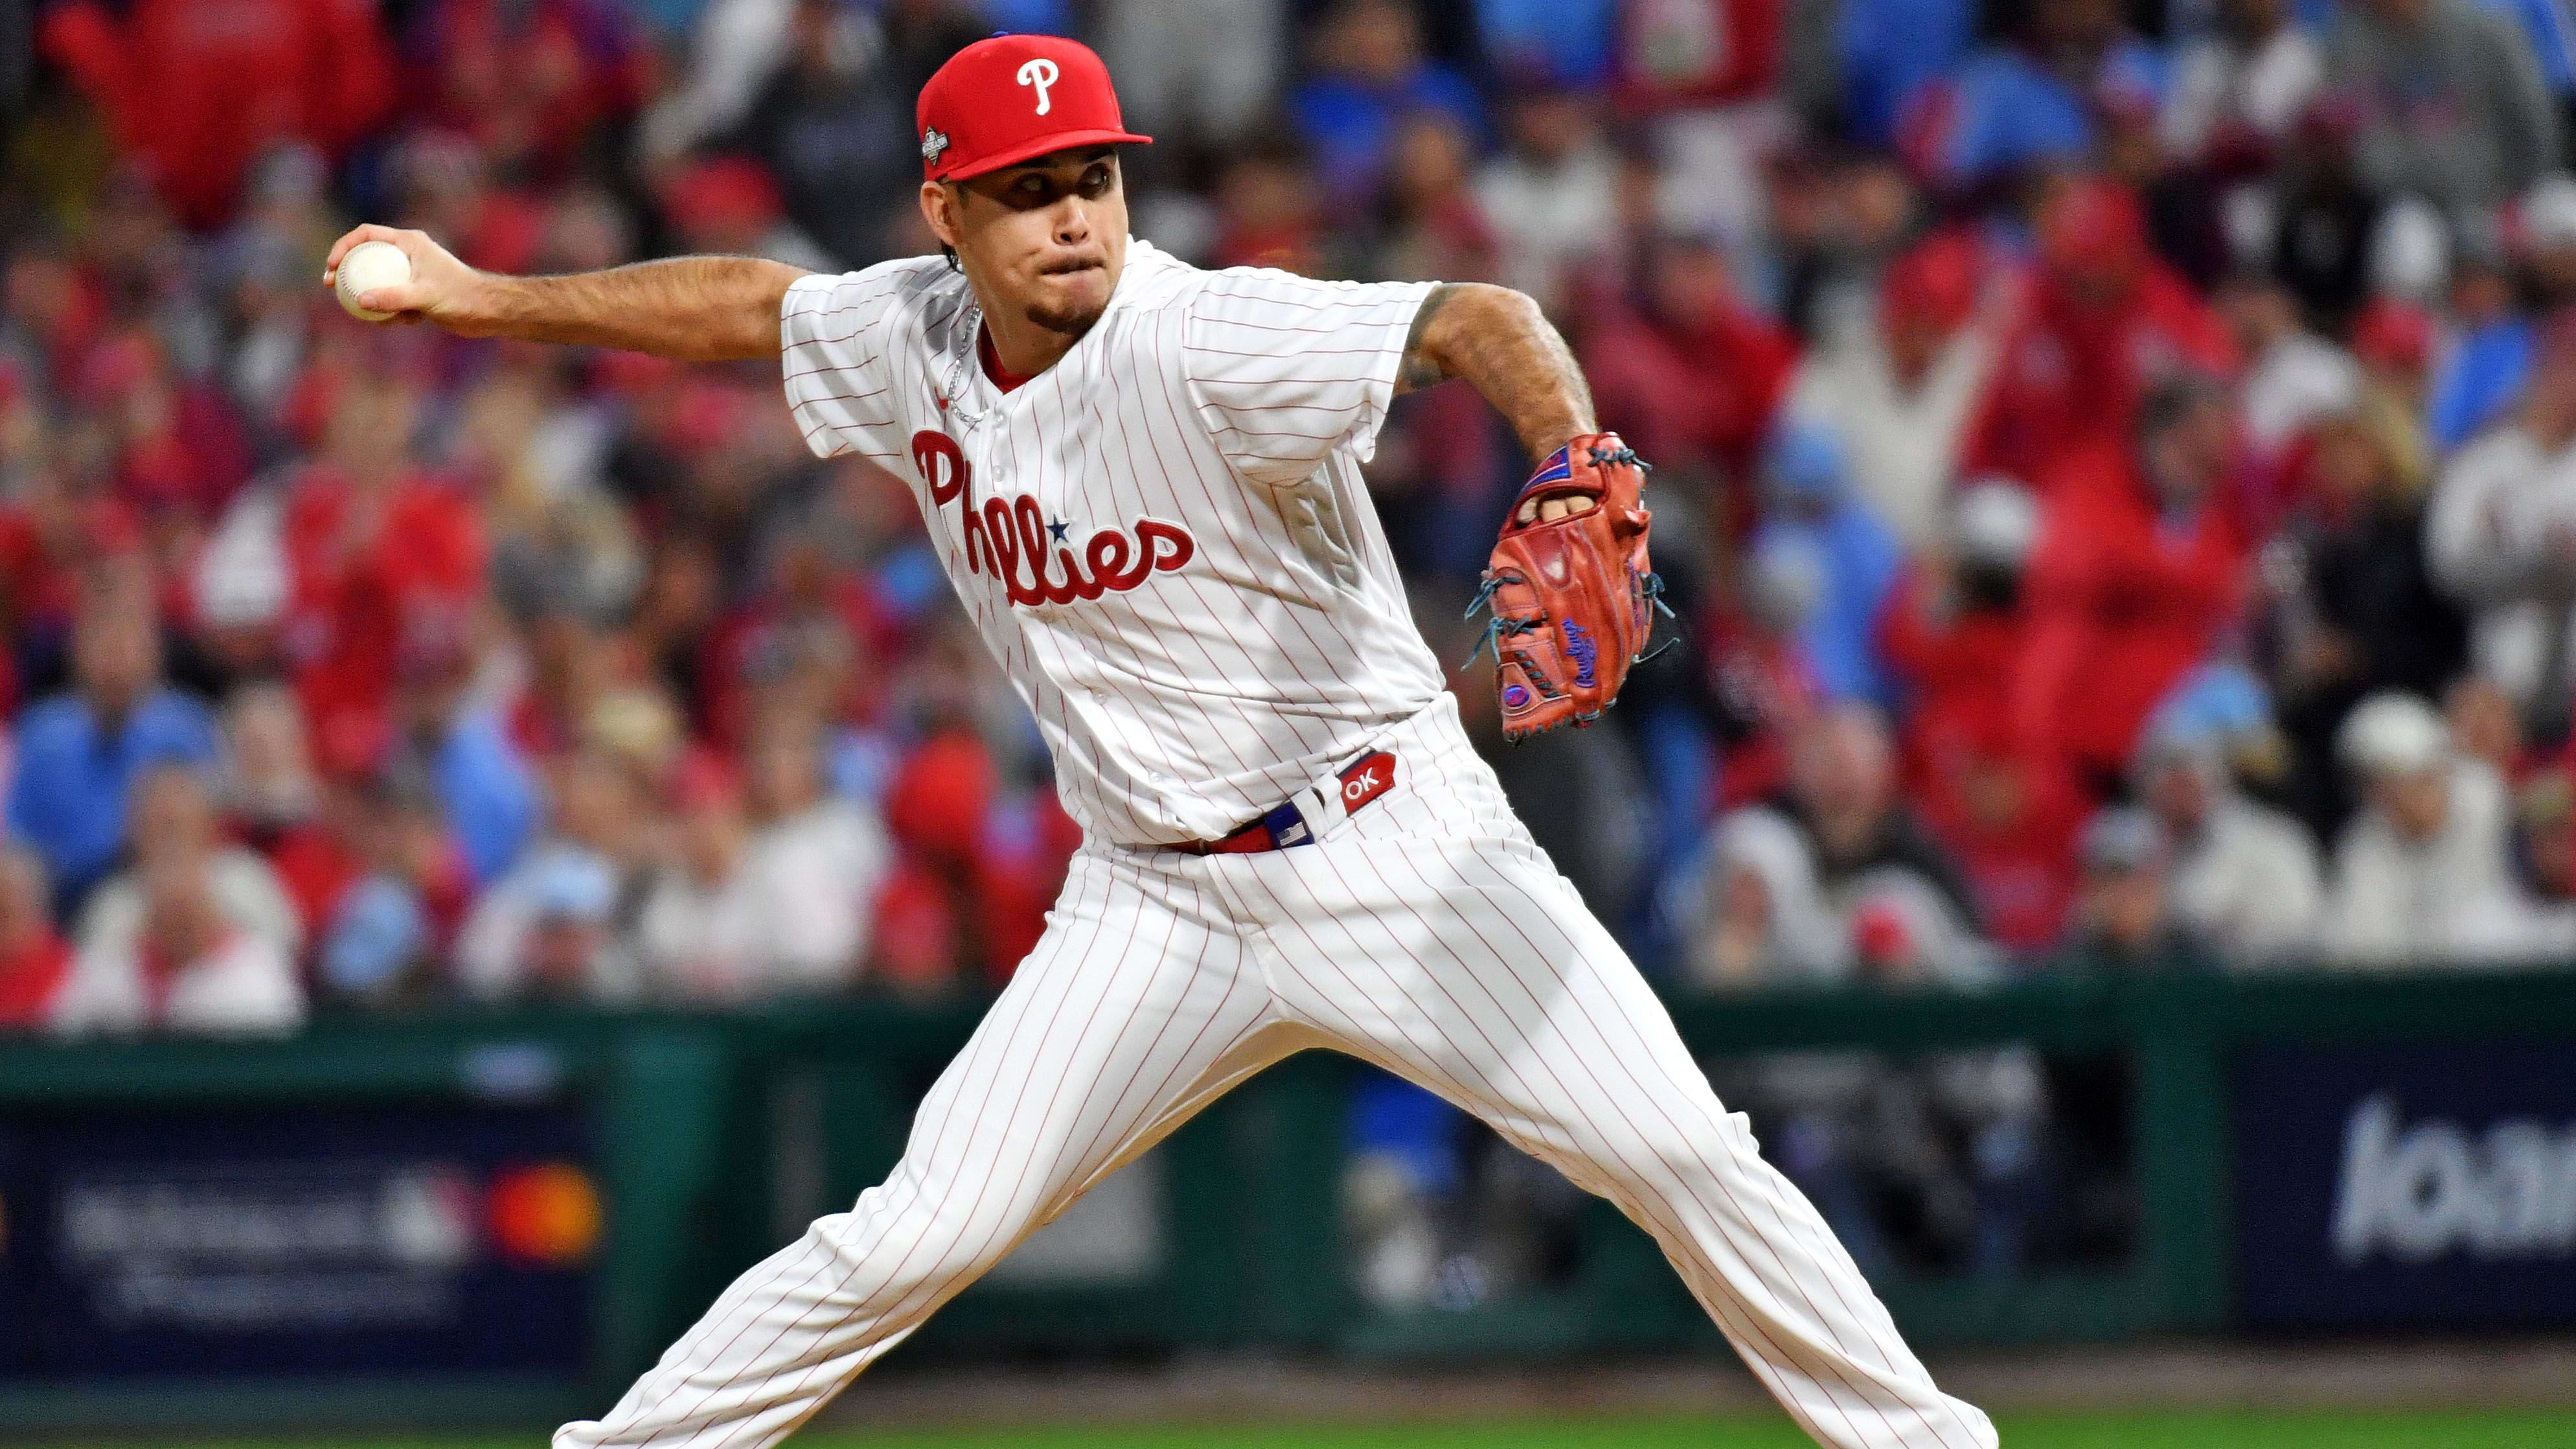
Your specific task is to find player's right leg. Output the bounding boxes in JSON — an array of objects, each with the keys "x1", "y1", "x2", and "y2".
[
  {"x1": 554, "y1": 848, "x2": 1291, "y2": 1449},
  {"x1": 1207, "y1": 698, "x2": 1996, "y2": 1449}
]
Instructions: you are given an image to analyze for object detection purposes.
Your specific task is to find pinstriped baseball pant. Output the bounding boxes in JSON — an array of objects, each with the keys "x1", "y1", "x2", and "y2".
[{"x1": 556, "y1": 696, "x2": 1996, "y2": 1449}]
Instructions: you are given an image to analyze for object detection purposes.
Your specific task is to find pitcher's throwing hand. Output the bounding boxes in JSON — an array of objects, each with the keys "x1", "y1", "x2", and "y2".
[{"x1": 321, "y1": 225, "x2": 488, "y2": 330}]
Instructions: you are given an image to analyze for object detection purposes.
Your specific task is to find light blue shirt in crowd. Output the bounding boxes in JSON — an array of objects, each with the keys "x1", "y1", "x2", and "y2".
[
  {"x1": 5, "y1": 687, "x2": 220, "y2": 900},
  {"x1": 431, "y1": 709, "x2": 541, "y2": 888},
  {"x1": 2429, "y1": 317, "x2": 2535, "y2": 453}
]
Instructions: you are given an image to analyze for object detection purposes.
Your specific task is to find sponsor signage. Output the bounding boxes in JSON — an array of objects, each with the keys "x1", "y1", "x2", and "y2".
[
  {"x1": 2233, "y1": 1039, "x2": 2576, "y2": 1329},
  {"x1": 0, "y1": 1099, "x2": 597, "y2": 1377}
]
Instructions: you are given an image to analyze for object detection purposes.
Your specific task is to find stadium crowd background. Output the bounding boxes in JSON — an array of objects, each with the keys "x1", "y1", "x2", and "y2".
[{"x1": 6, "y1": 0, "x2": 2576, "y2": 1271}]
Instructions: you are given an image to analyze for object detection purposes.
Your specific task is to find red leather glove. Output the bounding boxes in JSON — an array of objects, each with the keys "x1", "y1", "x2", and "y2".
[{"x1": 1466, "y1": 432, "x2": 1672, "y2": 742}]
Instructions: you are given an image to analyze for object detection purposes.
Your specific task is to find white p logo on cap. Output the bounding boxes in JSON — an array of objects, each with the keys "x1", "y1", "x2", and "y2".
[{"x1": 1017, "y1": 57, "x2": 1059, "y2": 115}]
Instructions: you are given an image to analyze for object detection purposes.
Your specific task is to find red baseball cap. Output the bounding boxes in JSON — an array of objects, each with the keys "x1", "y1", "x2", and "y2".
[
  {"x1": 1881, "y1": 230, "x2": 1981, "y2": 334},
  {"x1": 2036, "y1": 179, "x2": 2147, "y2": 282},
  {"x1": 2350, "y1": 298, "x2": 2434, "y2": 372},
  {"x1": 669, "y1": 747, "x2": 743, "y2": 812},
  {"x1": 917, "y1": 34, "x2": 1150, "y2": 183}
]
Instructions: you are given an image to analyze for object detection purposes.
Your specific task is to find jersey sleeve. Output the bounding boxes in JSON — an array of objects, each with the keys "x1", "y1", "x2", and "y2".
[
  {"x1": 1178, "y1": 269, "x2": 1437, "y2": 488},
  {"x1": 779, "y1": 264, "x2": 920, "y2": 462}
]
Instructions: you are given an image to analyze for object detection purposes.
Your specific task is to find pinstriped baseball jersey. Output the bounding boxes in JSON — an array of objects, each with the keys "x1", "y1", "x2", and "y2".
[{"x1": 781, "y1": 242, "x2": 1444, "y2": 847}]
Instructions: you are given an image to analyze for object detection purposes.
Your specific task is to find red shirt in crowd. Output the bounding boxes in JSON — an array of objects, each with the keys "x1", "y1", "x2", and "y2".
[
  {"x1": 878, "y1": 729, "x2": 1079, "y2": 990},
  {"x1": 41, "y1": 0, "x2": 396, "y2": 228},
  {"x1": 1875, "y1": 564, "x2": 2023, "y2": 797},
  {"x1": 83, "y1": 336, "x2": 255, "y2": 525},
  {"x1": 0, "y1": 930, "x2": 70, "y2": 1029},
  {"x1": 1913, "y1": 746, "x2": 2090, "y2": 952},
  {"x1": 258, "y1": 821, "x2": 363, "y2": 949},
  {"x1": 1964, "y1": 185, "x2": 2237, "y2": 486},
  {"x1": 2014, "y1": 441, "x2": 2252, "y2": 781},
  {"x1": 1878, "y1": 571, "x2": 2088, "y2": 946},
  {"x1": 0, "y1": 505, "x2": 62, "y2": 717},
  {"x1": 282, "y1": 466, "x2": 486, "y2": 752},
  {"x1": 1582, "y1": 287, "x2": 1795, "y2": 488},
  {"x1": 414, "y1": 0, "x2": 647, "y2": 181}
]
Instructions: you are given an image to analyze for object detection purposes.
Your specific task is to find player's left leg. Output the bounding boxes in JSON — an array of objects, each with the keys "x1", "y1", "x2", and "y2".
[
  {"x1": 557, "y1": 849, "x2": 1299, "y2": 1449},
  {"x1": 1207, "y1": 697, "x2": 1996, "y2": 1449}
]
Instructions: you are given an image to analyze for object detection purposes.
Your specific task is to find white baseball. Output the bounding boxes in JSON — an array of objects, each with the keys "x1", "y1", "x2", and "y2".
[{"x1": 334, "y1": 240, "x2": 413, "y2": 322}]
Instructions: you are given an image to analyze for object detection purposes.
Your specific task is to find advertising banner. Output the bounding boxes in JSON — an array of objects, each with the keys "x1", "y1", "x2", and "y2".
[
  {"x1": 2233, "y1": 1038, "x2": 2576, "y2": 1330},
  {"x1": 0, "y1": 1098, "x2": 598, "y2": 1377}
]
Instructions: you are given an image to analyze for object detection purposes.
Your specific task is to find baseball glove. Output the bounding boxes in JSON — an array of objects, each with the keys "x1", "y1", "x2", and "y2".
[{"x1": 1465, "y1": 432, "x2": 1673, "y2": 742}]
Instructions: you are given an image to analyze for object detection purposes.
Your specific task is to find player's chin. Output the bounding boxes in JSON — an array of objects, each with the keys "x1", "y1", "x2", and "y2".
[{"x1": 1025, "y1": 269, "x2": 1111, "y2": 334}]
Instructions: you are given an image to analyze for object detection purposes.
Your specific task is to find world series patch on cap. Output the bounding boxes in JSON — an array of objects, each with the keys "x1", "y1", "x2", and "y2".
[{"x1": 917, "y1": 34, "x2": 1152, "y2": 183}]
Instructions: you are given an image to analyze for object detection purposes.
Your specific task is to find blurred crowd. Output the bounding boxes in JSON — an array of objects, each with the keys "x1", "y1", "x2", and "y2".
[{"x1": 0, "y1": 0, "x2": 2568, "y2": 1065}]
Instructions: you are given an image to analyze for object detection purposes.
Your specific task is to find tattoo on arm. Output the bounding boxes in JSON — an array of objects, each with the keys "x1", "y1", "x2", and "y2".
[
  {"x1": 1396, "y1": 282, "x2": 1597, "y2": 461},
  {"x1": 1396, "y1": 284, "x2": 1462, "y2": 393}
]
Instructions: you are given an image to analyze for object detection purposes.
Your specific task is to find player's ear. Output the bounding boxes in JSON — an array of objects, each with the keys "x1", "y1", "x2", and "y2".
[{"x1": 920, "y1": 181, "x2": 960, "y2": 251}]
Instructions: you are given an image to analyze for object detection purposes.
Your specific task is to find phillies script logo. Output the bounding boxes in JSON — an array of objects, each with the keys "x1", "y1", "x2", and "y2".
[{"x1": 913, "y1": 431, "x2": 1195, "y2": 607}]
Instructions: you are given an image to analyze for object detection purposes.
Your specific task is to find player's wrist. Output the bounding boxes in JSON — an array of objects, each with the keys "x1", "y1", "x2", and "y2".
[
  {"x1": 1526, "y1": 422, "x2": 1601, "y2": 468},
  {"x1": 449, "y1": 268, "x2": 527, "y2": 338},
  {"x1": 1522, "y1": 429, "x2": 1618, "y2": 476}
]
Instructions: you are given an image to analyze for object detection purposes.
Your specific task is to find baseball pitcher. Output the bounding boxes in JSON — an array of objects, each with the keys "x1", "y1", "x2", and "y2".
[{"x1": 326, "y1": 34, "x2": 1994, "y2": 1449}]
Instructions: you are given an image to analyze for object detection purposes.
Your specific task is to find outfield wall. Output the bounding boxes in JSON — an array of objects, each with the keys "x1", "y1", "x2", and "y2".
[{"x1": 0, "y1": 968, "x2": 2568, "y2": 1432}]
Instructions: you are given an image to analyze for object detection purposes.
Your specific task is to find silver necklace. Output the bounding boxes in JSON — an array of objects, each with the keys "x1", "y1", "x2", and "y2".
[{"x1": 937, "y1": 297, "x2": 991, "y2": 433}]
